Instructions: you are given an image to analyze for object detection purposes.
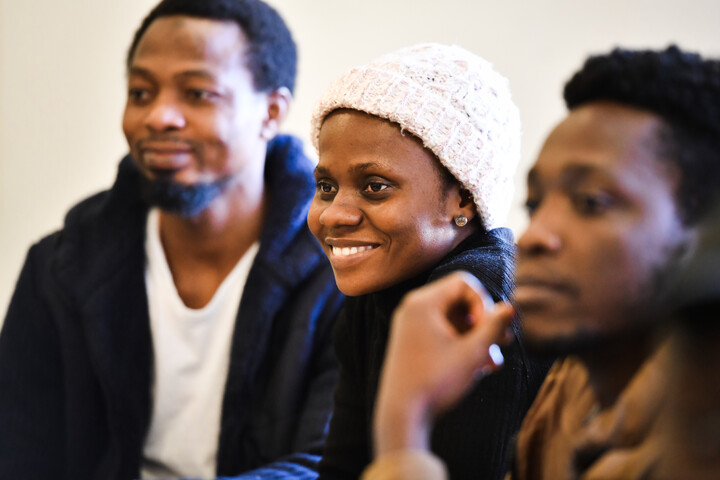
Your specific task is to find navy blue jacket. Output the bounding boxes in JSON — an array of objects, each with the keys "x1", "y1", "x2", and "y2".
[{"x1": 0, "y1": 135, "x2": 344, "y2": 480}]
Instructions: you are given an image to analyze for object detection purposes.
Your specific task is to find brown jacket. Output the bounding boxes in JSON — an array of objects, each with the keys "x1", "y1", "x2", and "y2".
[{"x1": 512, "y1": 346, "x2": 669, "y2": 480}]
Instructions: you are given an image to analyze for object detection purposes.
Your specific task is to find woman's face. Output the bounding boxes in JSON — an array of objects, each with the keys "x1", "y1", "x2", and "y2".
[{"x1": 307, "y1": 110, "x2": 471, "y2": 296}]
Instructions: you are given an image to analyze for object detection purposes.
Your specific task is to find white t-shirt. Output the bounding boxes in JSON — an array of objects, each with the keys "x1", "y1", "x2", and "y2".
[{"x1": 141, "y1": 208, "x2": 259, "y2": 479}]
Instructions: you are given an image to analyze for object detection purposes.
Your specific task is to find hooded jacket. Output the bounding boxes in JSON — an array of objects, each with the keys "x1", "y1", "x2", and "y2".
[{"x1": 0, "y1": 135, "x2": 344, "y2": 480}]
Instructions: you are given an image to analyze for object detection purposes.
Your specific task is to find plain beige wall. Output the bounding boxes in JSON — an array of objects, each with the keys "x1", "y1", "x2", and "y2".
[{"x1": 1, "y1": 0, "x2": 719, "y2": 323}]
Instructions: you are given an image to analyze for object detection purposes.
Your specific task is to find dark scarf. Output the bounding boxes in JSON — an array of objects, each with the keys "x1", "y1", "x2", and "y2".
[{"x1": 326, "y1": 227, "x2": 538, "y2": 480}]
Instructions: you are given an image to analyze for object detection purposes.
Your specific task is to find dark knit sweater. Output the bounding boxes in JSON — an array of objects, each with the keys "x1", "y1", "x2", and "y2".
[{"x1": 318, "y1": 228, "x2": 548, "y2": 480}]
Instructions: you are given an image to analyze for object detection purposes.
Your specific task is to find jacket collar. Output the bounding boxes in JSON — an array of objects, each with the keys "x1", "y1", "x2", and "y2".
[
  {"x1": 51, "y1": 135, "x2": 328, "y2": 472},
  {"x1": 56, "y1": 134, "x2": 325, "y2": 304},
  {"x1": 254, "y1": 134, "x2": 325, "y2": 284}
]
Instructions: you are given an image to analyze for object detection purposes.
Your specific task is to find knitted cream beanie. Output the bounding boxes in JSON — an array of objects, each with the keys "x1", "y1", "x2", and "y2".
[{"x1": 310, "y1": 43, "x2": 521, "y2": 230}]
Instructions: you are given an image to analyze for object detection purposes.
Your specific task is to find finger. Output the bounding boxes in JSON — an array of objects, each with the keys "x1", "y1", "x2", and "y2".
[
  {"x1": 471, "y1": 303, "x2": 513, "y2": 345},
  {"x1": 427, "y1": 272, "x2": 496, "y2": 333},
  {"x1": 472, "y1": 345, "x2": 504, "y2": 380},
  {"x1": 489, "y1": 344, "x2": 504, "y2": 367},
  {"x1": 501, "y1": 325, "x2": 515, "y2": 345},
  {"x1": 395, "y1": 272, "x2": 493, "y2": 335},
  {"x1": 448, "y1": 272, "x2": 496, "y2": 317},
  {"x1": 410, "y1": 272, "x2": 490, "y2": 311},
  {"x1": 461, "y1": 304, "x2": 514, "y2": 370}
]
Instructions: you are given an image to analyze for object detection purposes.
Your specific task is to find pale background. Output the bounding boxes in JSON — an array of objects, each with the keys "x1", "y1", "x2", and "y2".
[{"x1": 1, "y1": 0, "x2": 719, "y2": 323}]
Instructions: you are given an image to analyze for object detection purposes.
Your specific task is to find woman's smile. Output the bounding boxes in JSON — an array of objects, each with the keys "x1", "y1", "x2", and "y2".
[{"x1": 330, "y1": 244, "x2": 378, "y2": 257}]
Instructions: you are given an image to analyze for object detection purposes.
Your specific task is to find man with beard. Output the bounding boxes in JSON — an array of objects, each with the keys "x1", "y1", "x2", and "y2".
[
  {"x1": 0, "y1": 1, "x2": 343, "y2": 479},
  {"x1": 360, "y1": 45, "x2": 720, "y2": 480}
]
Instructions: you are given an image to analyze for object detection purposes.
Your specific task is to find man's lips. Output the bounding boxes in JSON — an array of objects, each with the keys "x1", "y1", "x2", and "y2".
[
  {"x1": 138, "y1": 140, "x2": 193, "y2": 151},
  {"x1": 514, "y1": 273, "x2": 580, "y2": 299},
  {"x1": 138, "y1": 142, "x2": 193, "y2": 170}
]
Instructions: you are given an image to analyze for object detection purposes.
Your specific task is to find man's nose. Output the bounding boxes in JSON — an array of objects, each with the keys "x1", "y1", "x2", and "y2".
[
  {"x1": 145, "y1": 95, "x2": 186, "y2": 132},
  {"x1": 517, "y1": 205, "x2": 563, "y2": 256}
]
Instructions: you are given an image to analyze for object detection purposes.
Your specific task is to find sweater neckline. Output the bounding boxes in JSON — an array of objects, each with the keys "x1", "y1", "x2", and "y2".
[{"x1": 361, "y1": 228, "x2": 514, "y2": 327}]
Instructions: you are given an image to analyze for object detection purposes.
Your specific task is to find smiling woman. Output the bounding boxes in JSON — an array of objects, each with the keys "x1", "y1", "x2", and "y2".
[
  {"x1": 308, "y1": 110, "x2": 463, "y2": 296},
  {"x1": 307, "y1": 44, "x2": 549, "y2": 480}
]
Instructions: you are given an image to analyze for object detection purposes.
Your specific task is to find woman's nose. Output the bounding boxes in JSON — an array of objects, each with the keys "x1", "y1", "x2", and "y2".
[{"x1": 318, "y1": 194, "x2": 363, "y2": 228}]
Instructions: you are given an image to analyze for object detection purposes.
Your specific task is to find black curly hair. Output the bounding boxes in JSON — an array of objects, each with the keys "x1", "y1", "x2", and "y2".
[
  {"x1": 126, "y1": 0, "x2": 297, "y2": 94},
  {"x1": 564, "y1": 46, "x2": 720, "y2": 225}
]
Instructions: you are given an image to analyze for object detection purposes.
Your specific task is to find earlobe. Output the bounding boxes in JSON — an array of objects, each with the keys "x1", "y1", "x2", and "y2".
[
  {"x1": 455, "y1": 188, "x2": 477, "y2": 224},
  {"x1": 261, "y1": 86, "x2": 292, "y2": 140}
]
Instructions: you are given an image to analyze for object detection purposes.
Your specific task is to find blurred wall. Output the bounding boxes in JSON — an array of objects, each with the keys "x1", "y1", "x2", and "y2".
[{"x1": 1, "y1": 0, "x2": 719, "y2": 322}]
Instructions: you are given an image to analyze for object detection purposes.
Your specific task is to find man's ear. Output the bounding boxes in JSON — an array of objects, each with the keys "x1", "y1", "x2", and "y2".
[{"x1": 260, "y1": 86, "x2": 292, "y2": 140}]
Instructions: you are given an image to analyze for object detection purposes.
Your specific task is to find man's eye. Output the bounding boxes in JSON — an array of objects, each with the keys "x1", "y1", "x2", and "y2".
[
  {"x1": 365, "y1": 182, "x2": 388, "y2": 194},
  {"x1": 128, "y1": 88, "x2": 151, "y2": 102},
  {"x1": 187, "y1": 89, "x2": 218, "y2": 101},
  {"x1": 573, "y1": 192, "x2": 613, "y2": 215},
  {"x1": 524, "y1": 198, "x2": 540, "y2": 216}
]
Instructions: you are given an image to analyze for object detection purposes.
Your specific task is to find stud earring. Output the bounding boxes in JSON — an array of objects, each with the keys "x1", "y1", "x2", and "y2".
[{"x1": 454, "y1": 215, "x2": 468, "y2": 227}]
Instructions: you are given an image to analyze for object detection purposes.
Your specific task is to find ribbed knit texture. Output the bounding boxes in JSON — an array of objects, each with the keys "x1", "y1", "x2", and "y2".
[
  {"x1": 318, "y1": 229, "x2": 548, "y2": 480},
  {"x1": 311, "y1": 43, "x2": 521, "y2": 229}
]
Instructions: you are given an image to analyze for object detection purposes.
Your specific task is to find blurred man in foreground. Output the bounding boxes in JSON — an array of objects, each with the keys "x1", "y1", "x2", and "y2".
[{"x1": 365, "y1": 45, "x2": 720, "y2": 480}]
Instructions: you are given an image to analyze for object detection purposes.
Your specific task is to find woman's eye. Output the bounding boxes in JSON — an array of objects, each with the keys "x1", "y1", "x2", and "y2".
[{"x1": 316, "y1": 181, "x2": 336, "y2": 195}]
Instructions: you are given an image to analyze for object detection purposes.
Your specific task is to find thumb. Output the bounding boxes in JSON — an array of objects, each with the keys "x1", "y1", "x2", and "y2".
[{"x1": 460, "y1": 303, "x2": 514, "y2": 374}]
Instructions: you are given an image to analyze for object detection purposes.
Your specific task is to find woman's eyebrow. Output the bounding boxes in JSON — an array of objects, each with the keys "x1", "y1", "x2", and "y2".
[
  {"x1": 314, "y1": 165, "x2": 330, "y2": 177},
  {"x1": 349, "y1": 162, "x2": 382, "y2": 174},
  {"x1": 315, "y1": 161, "x2": 387, "y2": 177}
]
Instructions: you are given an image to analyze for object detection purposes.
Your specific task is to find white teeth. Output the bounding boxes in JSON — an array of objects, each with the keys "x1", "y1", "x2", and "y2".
[{"x1": 331, "y1": 245, "x2": 376, "y2": 257}]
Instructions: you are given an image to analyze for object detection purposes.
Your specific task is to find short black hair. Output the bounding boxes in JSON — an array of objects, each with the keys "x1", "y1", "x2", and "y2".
[
  {"x1": 127, "y1": 0, "x2": 297, "y2": 94},
  {"x1": 564, "y1": 46, "x2": 720, "y2": 225}
]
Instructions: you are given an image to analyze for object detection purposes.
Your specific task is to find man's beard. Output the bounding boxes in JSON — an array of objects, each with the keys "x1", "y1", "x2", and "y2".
[
  {"x1": 522, "y1": 326, "x2": 622, "y2": 360},
  {"x1": 139, "y1": 174, "x2": 231, "y2": 217},
  {"x1": 522, "y1": 240, "x2": 691, "y2": 360}
]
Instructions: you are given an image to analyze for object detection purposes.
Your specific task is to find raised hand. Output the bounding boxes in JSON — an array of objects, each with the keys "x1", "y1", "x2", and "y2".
[{"x1": 373, "y1": 271, "x2": 515, "y2": 454}]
